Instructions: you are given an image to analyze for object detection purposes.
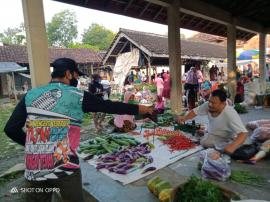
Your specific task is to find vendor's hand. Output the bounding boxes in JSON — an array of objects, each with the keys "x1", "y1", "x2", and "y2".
[
  {"x1": 224, "y1": 143, "x2": 237, "y2": 154},
  {"x1": 177, "y1": 116, "x2": 186, "y2": 124},
  {"x1": 138, "y1": 105, "x2": 154, "y2": 115}
]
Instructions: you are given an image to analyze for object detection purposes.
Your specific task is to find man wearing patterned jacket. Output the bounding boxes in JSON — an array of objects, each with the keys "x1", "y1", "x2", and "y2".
[{"x1": 4, "y1": 58, "x2": 153, "y2": 202}]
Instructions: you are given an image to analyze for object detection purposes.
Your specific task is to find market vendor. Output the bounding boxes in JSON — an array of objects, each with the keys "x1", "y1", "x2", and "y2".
[
  {"x1": 4, "y1": 58, "x2": 153, "y2": 202},
  {"x1": 178, "y1": 89, "x2": 248, "y2": 154}
]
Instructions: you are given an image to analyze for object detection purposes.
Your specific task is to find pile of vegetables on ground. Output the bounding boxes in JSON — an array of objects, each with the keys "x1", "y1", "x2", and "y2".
[
  {"x1": 95, "y1": 142, "x2": 155, "y2": 175},
  {"x1": 174, "y1": 121, "x2": 200, "y2": 135},
  {"x1": 234, "y1": 103, "x2": 248, "y2": 114},
  {"x1": 134, "y1": 83, "x2": 157, "y2": 93},
  {"x1": 157, "y1": 113, "x2": 174, "y2": 127},
  {"x1": 230, "y1": 170, "x2": 267, "y2": 187},
  {"x1": 78, "y1": 135, "x2": 140, "y2": 156},
  {"x1": 147, "y1": 176, "x2": 173, "y2": 202},
  {"x1": 173, "y1": 176, "x2": 230, "y2": 202},
  {"x1": 160, "y1": 134, "x2": 197, "y2": 151}
]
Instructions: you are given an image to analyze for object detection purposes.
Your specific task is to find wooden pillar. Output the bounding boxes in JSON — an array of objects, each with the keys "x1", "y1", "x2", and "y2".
[
  {"x1": 146, "y1": 57, "x2": 152, "y2": 83},
  {"x1": 227, "y1": 21, "x2": 237, "y2": 102},
  {"x1": 22, "y1": 0, "x2": 50, "y2": 87},
  {"x1": 168, "y1": 0, "x2": 182, "y2": 113},
  {"x1": 259, "y1": 32, "x2": 266, "y2": 94}
]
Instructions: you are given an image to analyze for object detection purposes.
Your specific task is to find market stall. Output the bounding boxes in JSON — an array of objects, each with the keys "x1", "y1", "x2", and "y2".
[{"x1": 78, "y1": 114, "x2": 203, "y2": 185}]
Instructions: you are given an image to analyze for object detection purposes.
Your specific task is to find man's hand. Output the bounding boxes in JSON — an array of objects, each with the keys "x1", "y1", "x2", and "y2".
[
  {"x1": 138, "y1": 105, "x2": 154, "y2": 115},
  {"x1": 177, "y1": 116, "x2": 186, "y2": 124},
  {"x1": 224, "y1": 143, "x2": 237, "y2": 154}
]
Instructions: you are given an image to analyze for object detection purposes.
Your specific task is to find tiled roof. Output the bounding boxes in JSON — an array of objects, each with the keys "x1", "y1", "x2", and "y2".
[
  {"x1": 0, "y1": 45, "x2": 102, "y2": 64},
  {"x1": 121, "y1": 29, "x2": 227, "y2": 59}
]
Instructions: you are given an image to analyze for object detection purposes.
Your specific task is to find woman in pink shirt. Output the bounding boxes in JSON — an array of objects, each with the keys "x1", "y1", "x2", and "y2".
[{"x1": 154, "y1": 73, "x2": 164, "y2": 96}]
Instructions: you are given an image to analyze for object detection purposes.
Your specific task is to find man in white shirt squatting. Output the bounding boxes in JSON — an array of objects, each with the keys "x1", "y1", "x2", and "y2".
[{"x1": 177, "y1": 89, "x2": 248, "y2": 154}]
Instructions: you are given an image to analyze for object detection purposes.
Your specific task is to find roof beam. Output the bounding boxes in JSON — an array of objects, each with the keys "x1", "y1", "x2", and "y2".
[
  {"x1": 124, "y1": 0, "x2": 134, "y2": 12},
  {"x1": 153, "y1": 7, "x2": 163, "y2": 20},
  {"x1": 180, "y1": 0, "x2": 262, "y2": 33},
  {"x1": 145, "y1": 0, "x2": 171, "y2": 7},
  {"x1": 139, "y1": 2, "x2": 151, "y2": 17},
  {"x1": 146, "y1": 0, "x2": 262, "y2": 33}
]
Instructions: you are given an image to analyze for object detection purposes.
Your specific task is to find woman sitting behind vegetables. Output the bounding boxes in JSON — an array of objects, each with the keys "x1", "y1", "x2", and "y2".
[{"x1": 114, "y1": 90, "x2": 137, "y2": 132}]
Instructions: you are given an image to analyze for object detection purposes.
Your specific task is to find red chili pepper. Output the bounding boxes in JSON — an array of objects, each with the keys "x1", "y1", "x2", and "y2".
[{"x1": 163, "y1": 135, "x2": 196, "y2": 151}]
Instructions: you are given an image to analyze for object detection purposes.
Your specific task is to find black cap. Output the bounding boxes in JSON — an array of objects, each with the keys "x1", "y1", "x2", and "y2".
[{"x1": 51, "y1": 58, "x2": 85, "y2": 76}]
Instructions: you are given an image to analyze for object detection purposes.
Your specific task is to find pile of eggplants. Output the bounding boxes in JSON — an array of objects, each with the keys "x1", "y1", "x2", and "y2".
[{"x1": 96, "y1": 142, "x2": 155, "y2": 175}]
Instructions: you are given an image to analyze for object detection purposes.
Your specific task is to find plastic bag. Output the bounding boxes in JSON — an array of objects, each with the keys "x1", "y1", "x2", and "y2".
[
  {"x1": 250, "y1": 127, "x2": 270, "y2": 143},
  {"x1": 231, "y1": 144, "x2": 258, "y2": 160},
  {"x1": 200, "y1": 149, "x2": 231, "y2": 181},
  {"x1": 246, "y1": 119, "x2": 270, "y2": 130}
]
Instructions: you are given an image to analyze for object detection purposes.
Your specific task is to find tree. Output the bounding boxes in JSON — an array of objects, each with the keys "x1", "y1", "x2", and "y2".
[
  {"x1": 82, "y1": 23, "x2": 115, "y2": 50},
  {"x1": 46, "y1": 10, "x2": 78, "y2": 47},
  {"x1": 68, "y1": 43, "x2": 99, "y2": 51},
  {"x1": 0, "y1": 23, "x2": 26, "y2": 45}
]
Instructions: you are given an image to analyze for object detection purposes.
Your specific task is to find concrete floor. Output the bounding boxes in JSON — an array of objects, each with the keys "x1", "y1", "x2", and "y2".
[{"x1": 81, "y1": 107, "x2": 270, "y2": 202}]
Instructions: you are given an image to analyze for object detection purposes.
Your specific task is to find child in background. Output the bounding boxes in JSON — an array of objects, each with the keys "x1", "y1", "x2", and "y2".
[{"x1": 155, "y1": 95, "x2": 165, "y2": 114}]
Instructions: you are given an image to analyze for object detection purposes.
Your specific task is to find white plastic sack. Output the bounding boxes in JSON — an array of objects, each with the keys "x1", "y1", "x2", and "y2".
[
  {"x1": 246, "y1": 119, "x2": 270, "y2": 130},
  {"x1": 250, "y1": 127, "x2": 270, "y2": 143}
]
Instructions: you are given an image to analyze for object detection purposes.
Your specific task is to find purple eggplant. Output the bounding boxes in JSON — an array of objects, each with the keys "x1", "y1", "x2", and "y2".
[
  {"x1": 103, "y1": 162, "x2": 118, "y2": 168},
  {"x1": 108, "y1": 167, "x2": 115, "y2": 172},
  {"x1": 96, "y1": 164, "x2": 106, "y2": 170},
  {"x1": 115, "y1": 169, "x2": 127, "y2": 175},
  {"x1": 141, "y1": 166, "x2": 156, "y2": 174}
]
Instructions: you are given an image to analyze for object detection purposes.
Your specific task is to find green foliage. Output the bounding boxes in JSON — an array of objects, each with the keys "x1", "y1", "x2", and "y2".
[
  {"x1": 175, "y1": 176, "x2": 226, "y2": 202},
  {"x1": 234, "y1": 103, "x2": 248, "y2": 114},
  {"x1": 68, "y1": 42, "x2": 99, "y2": 51},
  {"x1": 46, "y1": 10, "x2": 78, "y2": 47},
  {"x1": 230, "y1": 170, "x2": 266, "y2": 187},
  {"x1": 0, "y1": 105, "x2": 24, "y2": 160},
  {"x1": 82, "y1": 113, "x2": 93, "y2": 127},
  {"x1": 82, "y1": 23, "x2": 115, "y2": 50},
  {"x1": 134, "y1": 83, "x2": 157, "y2": 93},
  {"x1": 0, "y1": 23, "x2": 26, "y2": 45}
]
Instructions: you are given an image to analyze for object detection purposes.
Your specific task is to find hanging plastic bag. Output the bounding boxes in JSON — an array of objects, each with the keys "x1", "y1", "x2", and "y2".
[
  {"x1": 231, "y1": 144, "x2": 258, "y2": 160},
  {"x1": 250, "y1": 127, "x2": 270, "y2": 143},
  {"x1": 200, "y1": 149, "x2": 231, "y2": 181}
]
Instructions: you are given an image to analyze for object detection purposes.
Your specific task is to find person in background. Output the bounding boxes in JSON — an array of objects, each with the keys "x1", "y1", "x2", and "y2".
[
  {"x1": 185, "y1": 67, "x2": 199, "y2": 110},
  {"x1": 155, "y1": 95, "x2": 165, "y2": 114},
  {"x1": 247, "y1": 64, "x2": 252, "y2": 79},
  {"x1": 154, "y1": 71, "x2": 164, "y2": 97},
  {"x1": 141, "y1": 71, "x2": 147, "y2": 83},
  {"x1": 4, "y1": 58, "x2": 153, "y2": 202},
  {"x1": 162, "y1": 71, "x2": 170, "y2": 107},
  {"x1": 178, "y1": 89, "x2": 247, "y2": 154},
  {"x1": 235, "y1": 78, "x2": 244, "y2": 103},
  {"x1": 100, "y1": 76, "x2": 111, "y2": 99},
  {"x1": 89, "y1": 74, "x2": 106, "y2": 132},
  {"x1": 161, "y1": 69, "x2": 165, "y2": 80},
  {"x1": 209, "y1": 65, "x2": 218, "y2": 81},
  {"x1": 114, "y1": 90, "x2": 136, "y2": 132},
  {"x1": 268, "y1": 65, "x2": 270, "y2": 81},
  {"x1": 128, "y1": 71, "x2": 134, "y2": 84},
  {"x1": 22, "y1": 81, "x2": 29, "y2": 93}
]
